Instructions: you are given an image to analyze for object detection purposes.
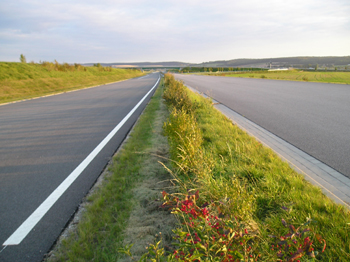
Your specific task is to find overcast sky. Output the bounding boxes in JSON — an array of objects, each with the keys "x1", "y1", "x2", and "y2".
[{"x1": 1, "y1": 0, "x2": 349, "y2": 63}]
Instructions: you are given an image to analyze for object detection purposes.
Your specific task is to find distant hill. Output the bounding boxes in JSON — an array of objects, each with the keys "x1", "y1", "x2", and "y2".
[
  {"x1": 192, "y1": 56, "x2": 350, "y2": 68},
  {"x1": 83, "y1": 61, "x2": 190, "y2": 68},
  {"x1": 83, "y1": 56, "x2": 350, "y2": 68}
]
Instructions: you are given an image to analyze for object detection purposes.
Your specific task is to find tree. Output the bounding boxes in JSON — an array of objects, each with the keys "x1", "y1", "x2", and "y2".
[{"x1": 20, "y1": 54, "x2": 26, "y2": 63}]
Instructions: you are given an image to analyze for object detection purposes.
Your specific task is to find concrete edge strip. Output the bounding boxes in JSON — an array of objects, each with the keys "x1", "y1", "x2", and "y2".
[
  {"x1": 234, "y1": 114, "x2": 350, "y2": 206},
  {"x1": 3, "y1": 76, "x2": 160, "y2": 246},
  {"x1": 234, "y1": 115, "x2": 350, "y2": 193},
  {"x1": 185, "y1": 85, "x2": 350, "y2": 210},
  {"x1": 217, "y1": 105, "x2": 350, "y2": 201}
]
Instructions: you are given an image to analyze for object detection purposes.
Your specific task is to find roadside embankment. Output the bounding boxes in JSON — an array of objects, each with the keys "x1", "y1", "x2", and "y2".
[{"x1": 0, "y1": 62, "x2": 145, "y2": 104}]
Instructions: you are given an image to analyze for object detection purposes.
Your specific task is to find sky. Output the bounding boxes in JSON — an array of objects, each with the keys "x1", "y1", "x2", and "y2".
[{"x1": 1, "y1": 0, "x2": 350, "y2": 63}]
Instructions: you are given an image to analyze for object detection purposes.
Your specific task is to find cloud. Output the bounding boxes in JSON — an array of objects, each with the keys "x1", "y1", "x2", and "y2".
[{"x1": 0, "y1": 0, "x2": 349, "y2": 62}]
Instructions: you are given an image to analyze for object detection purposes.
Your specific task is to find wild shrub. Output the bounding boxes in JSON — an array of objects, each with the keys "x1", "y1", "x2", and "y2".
[
  {"x1": 138, "y1": 190, "x2": 325, "y2": 261},
  {"x1": 20, "y1": 54, "x2": 26, "y2": 63},
  {"x1": 41, "y1": 60, "x2": 86, "y2": 72},
  {"x1": 74, "y1": 63, "x2": 84, "y2": 71},
  {"x1": 161, "y1": 190, "x2": 260, "y2": 261}
]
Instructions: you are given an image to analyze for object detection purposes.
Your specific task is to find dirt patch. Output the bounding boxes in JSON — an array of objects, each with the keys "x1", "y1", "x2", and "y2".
[{"x1": 119, "y1": 99, "x2": 177, "y2": 261}]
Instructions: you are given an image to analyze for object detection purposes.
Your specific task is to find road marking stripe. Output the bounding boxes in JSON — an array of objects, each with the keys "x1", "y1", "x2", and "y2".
[
  {"x1": 3, "y1": 77, "x2": 160, "y2": 246},
  {"x1": 0, "y1": 245, "x2": 7, "y2": 254}
]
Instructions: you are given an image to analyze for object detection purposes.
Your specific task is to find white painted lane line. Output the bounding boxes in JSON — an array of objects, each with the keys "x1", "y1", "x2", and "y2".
[
  {"x1": 3, "y1": 77, "x2": 160, "y2": 246},
  {"x1": 0, "y1": 246, "x2": 7, "y2": 254}
]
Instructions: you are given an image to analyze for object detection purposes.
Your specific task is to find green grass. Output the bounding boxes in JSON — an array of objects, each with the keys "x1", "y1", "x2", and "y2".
[
  {"x1": 160, "y1": 74, "x2": 350, "y2": 261},
  {"x1": 0, "y1": 62, "x2": 145, "y2": 104},
  {"x1": 45, "y1": 79, "x2": 173, "y2": 262},
  {"x1": 222, "y1": 70, "x2": 350, "y2": 84}
]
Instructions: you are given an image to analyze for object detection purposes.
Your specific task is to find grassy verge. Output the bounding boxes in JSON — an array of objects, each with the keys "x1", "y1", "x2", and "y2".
[
  {"x1": 0, "y1": 62, "x2": 145, "y2": 104},
  {"x1": 198, "y1": 70, "x2": 350, "y2": 85},
  {"x1": 147, "y1": 74, "x2": 350, "y2": 261},
  {"x1": 45, "y1": 78, "x2": 176, "y2": 261}
]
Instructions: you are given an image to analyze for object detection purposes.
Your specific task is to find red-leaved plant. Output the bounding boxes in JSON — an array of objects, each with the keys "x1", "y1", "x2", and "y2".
[
  {"x1": 162, "y1": 190, "x2": 261, "y2": 261},
  {"x1": 121, "y1": 191, "x2": 327, "y2": 262},
  {"x1": 160, "y1": 191, "x2": 326, "y2": 262},
  {"x1": 269, "y1": 216, "x2": 326, "y2": 262}
]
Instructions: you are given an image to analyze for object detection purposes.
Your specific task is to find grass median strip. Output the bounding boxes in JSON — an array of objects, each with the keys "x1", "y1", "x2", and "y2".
[
  {"x1": 137, "y1": 73, "x2": 349, "y2": 261},
  {"x1": 0, "y1": 62, "x2": 145, "y2": 104},
  {"x1": 45, "y1": 78, "x2": 176, "y2": 261}
]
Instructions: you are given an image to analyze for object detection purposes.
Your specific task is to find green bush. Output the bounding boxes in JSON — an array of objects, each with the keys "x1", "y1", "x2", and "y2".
[{"x1": 20, "y1": 54, "x2": 26, "y2": 63}]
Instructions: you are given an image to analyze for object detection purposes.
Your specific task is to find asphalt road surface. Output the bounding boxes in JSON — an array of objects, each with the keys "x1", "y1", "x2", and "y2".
[
  {"x1": 175, "y1": 74, "x2": 350, "y2": 179},
  {"x1": 0, "y1": 73, "x2": 160, "y2": 262}
]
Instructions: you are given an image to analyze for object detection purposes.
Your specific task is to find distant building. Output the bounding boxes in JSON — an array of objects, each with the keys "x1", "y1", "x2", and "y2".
[{"x1": 268, "y1": 68, "x2": 289, "y2": 71}]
